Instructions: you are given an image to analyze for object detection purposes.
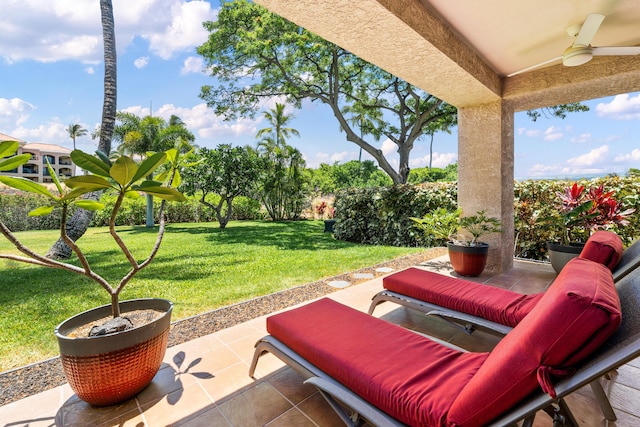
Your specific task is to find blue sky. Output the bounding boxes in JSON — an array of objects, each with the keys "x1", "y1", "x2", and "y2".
[{"x1": 1, "y1": 0, "x2": 639, "y2": 180}]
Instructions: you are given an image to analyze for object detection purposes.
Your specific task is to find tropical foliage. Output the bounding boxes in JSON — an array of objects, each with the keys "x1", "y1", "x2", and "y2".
[
  {"x1": 197, "y1": 0, "x2": 457, "y2": 184},
  {"x1": 0, "y1": 141, "x2": 185, "y2": 319},
  {"x1": 181, "y1": 144, "x2": 260, "y2": 228}
]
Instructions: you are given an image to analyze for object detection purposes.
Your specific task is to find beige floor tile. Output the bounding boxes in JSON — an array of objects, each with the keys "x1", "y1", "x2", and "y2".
[
  {"x1": 140, "y1": 382, "x2": 215, "y2": 427},
  {"x1": 55, "y1": 395, "x2": 140, "y2": 427},
  {"x1": 215, "y1": 321, "x2": 262, "y2": 344},
  {"x1": 266, "y1": 407, "x2": 317, "y2": 426},
  {"x1": 199, "y1": 361, "x2": 256, "y2": 403},
  {"x1": 174, "y1": 405, "x2": 231, "y2": 427},
  {"x1": 267, "y1": 367, "x2": 316, "y2": 405},
  {"x1": 217, "y1": 381, "x2": 292, "y2": 427},
  {"x1": 0, "y1": 386, "x2": 62, "y2": 426},
  {"x1": 297, "y1": 392, "x2": 345, "y2": 427}
]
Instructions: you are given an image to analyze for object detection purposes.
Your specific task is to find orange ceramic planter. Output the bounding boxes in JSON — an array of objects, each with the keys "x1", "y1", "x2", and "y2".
[
  {"x1": 447, "y1": 242, "x2": 489, "y2": 277},
  {"x1": 55, "y1": 299, "x2": 172, "y2": 406}
]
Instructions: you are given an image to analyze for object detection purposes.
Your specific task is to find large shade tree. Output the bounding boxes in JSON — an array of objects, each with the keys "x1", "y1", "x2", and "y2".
[
  {"x1": 198, "y1": 0, "x2": 457, "y2": 185},
  {"x1": 198, "y1": 0, "x2": 588, "y2": 185},
  {"x1": 47, "y1": 0, "x2": 117, "y2": 259}
]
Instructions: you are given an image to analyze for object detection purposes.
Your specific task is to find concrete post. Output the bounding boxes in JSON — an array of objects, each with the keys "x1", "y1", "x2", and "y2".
[{"x1": 458, "y1": 100, "x2": 514, "y2": 273}]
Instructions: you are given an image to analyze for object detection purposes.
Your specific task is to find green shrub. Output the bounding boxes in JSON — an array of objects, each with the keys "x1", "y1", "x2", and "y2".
[
  {"x1": 333, "y1": 183, "x2": 458, "y2": 246},
  {"x1": 514, "y1": 176, "x2": 640, "y2": 259}
]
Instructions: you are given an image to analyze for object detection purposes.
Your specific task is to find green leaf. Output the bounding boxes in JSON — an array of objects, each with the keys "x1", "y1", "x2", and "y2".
[
  {"x1": 65, "y1": 175, "x2": 113, "y2": 192},
  {"x1": 124, "y1": 190, "x2": 141, "y2": 199},
  {"x1": 139, "y1": 186, "x2": 186, "y2": 202},
  {"x1": 95, "y1": 150, "x2": 112, "y2": 168},
  {"x1": 130, "y1": 152, "x2": 166, "y2": 183},
  {"x1": 110, "y1": 156, "x2": 138, "y2": 187},
  {"x1": 0, "y1": 140, "x2": 19, "y2": 158},
  {"x1": 72, "y1": 200, "x2": 105, "y2": 211},
  {"x1": 155, "y1": 170, "x2": 168, "y2": 182},
  {"x1": 0, "y1": 176, "x2": 54, "y2": 198},
  {"x1": 171, "y1": 170, "x2": 181, "y2": 188},
  {"x1": 0, "y1": 153, "x2": 32, "y2": 172},
  {"x1": 28, "y1": 205, "x2": 55, "y2": 217},
  {"x1": 138, "y1": 180, "x2": 162, "y2": 188},
  {"x1": 71, "y1": 150, "x2": 111, "y2": 177},
  {"x1": 46, "y1": 159, "x2": 64, "y2": 194}
]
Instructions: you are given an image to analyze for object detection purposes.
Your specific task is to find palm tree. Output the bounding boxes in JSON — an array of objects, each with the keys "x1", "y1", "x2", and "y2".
[
  {"x1": 47, "y1": 0, "x2": 117, "y2": 259},
  {"x1": 114, "y1": 112, "x2": 195, "y2": 227},
  {"x1": 255, "y1": 103, "x2": 300, "y2": 147},
  {"x1": 66, "y1": 124, "x2": 88, "y2": 150}
]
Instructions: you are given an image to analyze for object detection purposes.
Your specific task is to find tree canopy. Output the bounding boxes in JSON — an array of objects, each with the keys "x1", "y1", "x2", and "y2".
[{"x1": 197, "y1": 0, "x2": 457, "y2": 184}]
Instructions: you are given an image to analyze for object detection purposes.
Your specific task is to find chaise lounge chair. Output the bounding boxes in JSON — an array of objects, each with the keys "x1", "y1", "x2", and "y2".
[
  {"x1": 366, "y1": 231, "x2": 635, "y2": 420},
  {"x1": 249, "y1": 257, "x2": 637, "y2": 426}
]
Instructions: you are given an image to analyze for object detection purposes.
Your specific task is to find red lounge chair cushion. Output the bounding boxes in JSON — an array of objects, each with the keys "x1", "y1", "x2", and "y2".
[
  {"x1": 579, "y1": 230, "x2": 623, "y2": 271},
  {"x1": 383, "y1": 268, "x2": 543, "y2": 327},
  {"x1": 448, "y1": 258, "x2": 621, "y2": 426},
  {"x1": 267, "y1": 298, "x2": 488, "y2": 426}
]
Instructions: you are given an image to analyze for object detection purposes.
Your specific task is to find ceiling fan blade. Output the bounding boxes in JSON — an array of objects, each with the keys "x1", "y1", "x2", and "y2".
[
  {"x1": 507, "y1": 56, "x2": 562, "y2": 77},
  {"x1": 592, "y1": 46, "x2": 640, "y2": 56},
  {"x1": 574, "y1": 13, "x2": 605, "y2": 47}
]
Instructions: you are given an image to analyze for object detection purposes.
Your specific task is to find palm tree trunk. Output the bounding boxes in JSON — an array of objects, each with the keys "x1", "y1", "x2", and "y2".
[{"x1": 46, "y1": 0, "x2": 117, "y2": 260}]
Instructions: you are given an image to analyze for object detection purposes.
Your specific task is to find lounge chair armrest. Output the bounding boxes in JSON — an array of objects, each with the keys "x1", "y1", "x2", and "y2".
[
  {"x1": 426, "y1": 309, "x2": 514, "y2": 336},
  {"x1": 304, "y1": 376, "x2": 406, "y2": 427}
]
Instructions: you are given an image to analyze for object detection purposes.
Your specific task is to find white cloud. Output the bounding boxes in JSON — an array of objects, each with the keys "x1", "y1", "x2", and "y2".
[
  {"x1": 566, "y1": 145, "x2": 609, "y2": 167},
  {"x1": 10, "y1": 122, "x2": 68, "y2": 146},
  {"x1": 543, "y1": 126, "x2": 563, "y2": 141},
  {"x1": 380, "y1": 138, "x2": 396, "y2": 156},
  {"x1": 527, "y1": 163, "x2": 561, "y2": 177},
  {"x1": 596, "y1": 93, "x2": 640, "y2": 120},
  {"x1": 181, "y1": 56, "x2": 205, "y2": 75},
  {"x1": 136, "y1": 102, "x2": 260, "y2": 143},
  {"x1": 410, "y1": 152, "x2": 457, "y2": 168},
  {"x1": 0, "y1": 0, "x2": 217, "y2": 64},
  {"x1": 85, "y1": 66, "x2": 95, "y2": 75},
  {"x1": 134, "y1": 57, "x2": 149, "y2": 69},
  {"x1": 330, "y1": 151, "x2": 352, "y2": 163},
  {"x1": 0, "y1": 98, "x2": 36, "y2": 127},
  {"x1": 614, "y1": 149, "x2": 640, "y2": 163},
  {"x1": 570, "y1": 133, "x2": 591, "y2": 143},
  {"x1": 144, "y1": 1, "x2": 217, "y2": 60}
]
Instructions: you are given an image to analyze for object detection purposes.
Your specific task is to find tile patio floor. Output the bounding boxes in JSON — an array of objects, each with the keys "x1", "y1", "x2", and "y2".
[{"x1": 1, "y1": 256, "x2": 639, "y2": 426}]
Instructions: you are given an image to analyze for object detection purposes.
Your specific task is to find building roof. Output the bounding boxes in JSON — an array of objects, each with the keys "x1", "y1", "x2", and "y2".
[
  {"x1": 0, "y1": 132, "x2": 26, "y2": 143},
  {"x1": 22, "y1": 142, "x2": 71, "y2": 154}
]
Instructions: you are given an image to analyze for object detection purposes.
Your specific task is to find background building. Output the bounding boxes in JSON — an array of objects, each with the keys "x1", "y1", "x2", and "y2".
[{"x1": 0, "y1": 133, "x2": 74, "y2": 183}]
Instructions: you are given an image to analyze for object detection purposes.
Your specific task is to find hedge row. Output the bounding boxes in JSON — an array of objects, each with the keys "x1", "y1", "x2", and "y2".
[
  {"x1": 2, "y1": 177, "x2": 638, "y2": 262},
  {"x1": 0, "y1": 192, "x2": 264, "y2": 231},
  {"x1": 332, "y1": 176, "x2": 640, "y2": 259}
]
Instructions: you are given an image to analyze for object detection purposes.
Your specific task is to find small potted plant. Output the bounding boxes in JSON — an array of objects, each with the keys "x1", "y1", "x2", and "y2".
[
  {"x1": 545, "y1": 182, "x2": 634, "y2": 272},
  {"x1": 316, "y1": 200, "x2": 336, "y2": 232},
  {"x1": 412, "y1": 208, "x2": 501, "y2": 276},
  {"x1": 0, "y1": 140, "x2": 186, "y2": 406}
]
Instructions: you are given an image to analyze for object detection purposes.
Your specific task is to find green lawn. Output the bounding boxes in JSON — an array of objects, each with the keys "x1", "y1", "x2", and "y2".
[{"x1": 0, "y1": 220, "x2": 423, "y2": 371}]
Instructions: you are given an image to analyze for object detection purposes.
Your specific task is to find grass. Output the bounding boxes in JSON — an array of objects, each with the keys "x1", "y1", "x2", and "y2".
[{"x1": 0, "y1": 220, "x2": 424, "y2": 371}]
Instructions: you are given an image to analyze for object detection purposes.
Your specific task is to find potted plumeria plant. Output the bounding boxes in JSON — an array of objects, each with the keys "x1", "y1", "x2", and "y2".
[
  {"x1": 412, "y1": 208, "x2": 502, "y2": 276},
  {"x1": 546, "y1": 182, "x2": 635, "y2": 272},
  {"x1": 0, "y1": 140, "x2": 186, "y2": 406}
]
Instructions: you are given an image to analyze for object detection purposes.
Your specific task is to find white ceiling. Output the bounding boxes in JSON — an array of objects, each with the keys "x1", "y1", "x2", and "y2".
[{"x1": 425, "y1": 0, "x2": 640, "y2": 77}]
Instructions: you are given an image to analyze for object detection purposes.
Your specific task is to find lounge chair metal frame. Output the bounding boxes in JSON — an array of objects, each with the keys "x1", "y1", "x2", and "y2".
[{"x1": 249, "y1": 269, "x2": 640, "y2": 426}]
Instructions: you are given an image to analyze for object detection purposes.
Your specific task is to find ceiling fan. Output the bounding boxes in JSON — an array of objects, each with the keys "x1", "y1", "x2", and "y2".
[{"x1": 508, "y1": 13, "x2": 640, "y2": 77}]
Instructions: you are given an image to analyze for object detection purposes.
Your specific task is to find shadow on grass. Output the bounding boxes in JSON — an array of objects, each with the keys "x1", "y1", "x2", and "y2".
[{"x1": 165, "y1": 220, "x2": 355, "y2": 251}]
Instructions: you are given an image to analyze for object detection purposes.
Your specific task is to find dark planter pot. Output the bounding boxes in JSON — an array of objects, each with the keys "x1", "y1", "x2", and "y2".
[
  {"x1": 447, "y1": 242, "x2": 489, "y2": 277},
  {"x1": 547, "y1": 242, "x2": 585, "y2": 273},
  {"x1": 324, "y1": 219, "x2": 336, "y2": 233},
  {"x1": 55, "y1": 298, "x2": 173, "y2": 406}
]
